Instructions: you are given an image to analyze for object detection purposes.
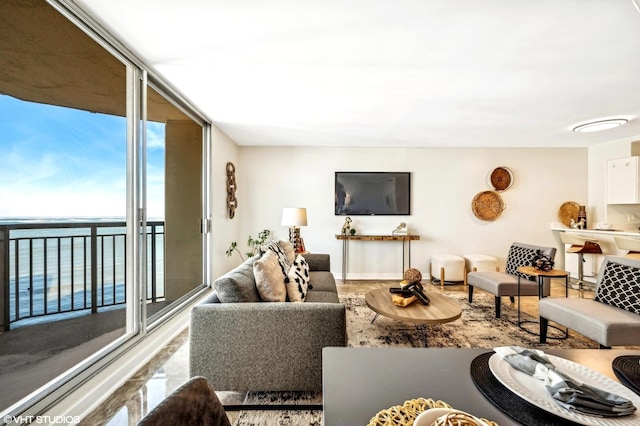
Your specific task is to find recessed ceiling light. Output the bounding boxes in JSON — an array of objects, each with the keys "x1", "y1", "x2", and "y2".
[{"x1": 572, "y1": 118, "x2": 629, "y2": 133}]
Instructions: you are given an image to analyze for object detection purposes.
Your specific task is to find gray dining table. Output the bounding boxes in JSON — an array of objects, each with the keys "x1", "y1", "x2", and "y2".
[{"x1": 322, "y1": 347, "x2": 640, "y2": 425}]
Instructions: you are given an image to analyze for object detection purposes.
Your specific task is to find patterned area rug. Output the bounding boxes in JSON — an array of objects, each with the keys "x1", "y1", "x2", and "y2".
[
  {"x1": 231, "y1": 288, "x2": 596, "y2": 425},
  {"x1": 342, "y1": 289, "x2": 597, "y2": 349}
]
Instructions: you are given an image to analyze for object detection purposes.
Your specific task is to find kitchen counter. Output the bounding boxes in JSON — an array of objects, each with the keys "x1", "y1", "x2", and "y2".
[
  {"x1": 550, "y1": 226, "x2": 639, "y2": 284},
  {"x1": 550, "y1": 226, "x2": 640, "y2": 237}
]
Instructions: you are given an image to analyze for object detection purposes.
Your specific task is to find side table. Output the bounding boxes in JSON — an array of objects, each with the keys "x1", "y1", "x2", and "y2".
[{"x1": 516, "y1": 266, "x2": 568, "y2": 339}]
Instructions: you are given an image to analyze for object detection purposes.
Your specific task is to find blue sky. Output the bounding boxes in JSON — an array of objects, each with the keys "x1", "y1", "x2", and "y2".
[{"x1": 0, "y1": 95, "x2": 165, "y2": 219}]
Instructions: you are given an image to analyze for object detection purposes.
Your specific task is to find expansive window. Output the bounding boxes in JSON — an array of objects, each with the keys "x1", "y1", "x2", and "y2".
[{"x1": 0, "y1": 0, "x2": 208, "y2": 415}]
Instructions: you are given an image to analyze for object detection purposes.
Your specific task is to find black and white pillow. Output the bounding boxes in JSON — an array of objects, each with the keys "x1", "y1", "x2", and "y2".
[
  {"x1": 286, "y1": 254, "x2": 310, "y2": 302},
  {"x1": 505, "y1": 245, "x2": 539, "y2": 281},
  {"x1": 594, "y1": 260, "x2": 640, "y2": 314},
  {"x1": 261, "y1": 240, "x2": 291, "y2": 283}
]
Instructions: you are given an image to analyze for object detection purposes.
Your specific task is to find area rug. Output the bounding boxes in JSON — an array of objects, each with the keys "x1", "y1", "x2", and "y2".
[
  {"x1": 342, "y1": 289, "x2": 597, "y2": 349},
  {"x1": 231, "y1": 289, "x2": 597, "y2": 425}
]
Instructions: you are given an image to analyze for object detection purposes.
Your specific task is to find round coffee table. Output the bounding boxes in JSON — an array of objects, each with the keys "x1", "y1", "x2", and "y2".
[{"x1": 364, "y1": 286, "x2": 462, "y2": 346}]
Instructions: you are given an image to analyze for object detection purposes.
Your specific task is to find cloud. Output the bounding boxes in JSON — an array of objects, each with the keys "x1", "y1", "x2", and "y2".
[{"x1": 0, "y1": 95, "x2": 165, "y2": 219}]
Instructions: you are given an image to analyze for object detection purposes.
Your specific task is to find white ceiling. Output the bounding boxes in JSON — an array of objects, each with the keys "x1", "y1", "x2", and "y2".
[{"x1": 75, "y1": 0, "x2": 640, "y2": 148}]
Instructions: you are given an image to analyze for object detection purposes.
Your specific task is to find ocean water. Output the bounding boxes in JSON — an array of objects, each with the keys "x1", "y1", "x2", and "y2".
[{"x1": 2, "y1": 219, "x2": 164, "y2": 323}]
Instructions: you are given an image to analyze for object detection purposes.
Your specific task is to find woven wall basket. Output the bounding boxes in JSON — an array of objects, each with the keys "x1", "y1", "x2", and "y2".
[{"x1": 472, "y1": 191, "x2": 505, "y2": 221}]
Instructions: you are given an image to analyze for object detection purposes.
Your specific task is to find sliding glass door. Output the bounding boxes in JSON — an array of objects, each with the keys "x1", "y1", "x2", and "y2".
[{"x1": 0, "y1": 0, "x2": 209, "y2": 415}]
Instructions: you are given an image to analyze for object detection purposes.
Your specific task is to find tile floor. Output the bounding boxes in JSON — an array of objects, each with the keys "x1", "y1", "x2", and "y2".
[{"x1": 80, "y1": 279, "x2": 598, "y2": 425}]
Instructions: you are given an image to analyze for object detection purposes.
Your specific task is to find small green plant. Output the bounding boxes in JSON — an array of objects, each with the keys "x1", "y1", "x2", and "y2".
[{"x1": 226, "y1": 229, "x2": 271, "y2": 261}]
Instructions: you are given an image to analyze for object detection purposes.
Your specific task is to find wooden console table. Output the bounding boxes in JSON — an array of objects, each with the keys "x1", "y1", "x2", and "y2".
[{"x1": 335, "y1": 234, "x2": 420, "y2": 281}]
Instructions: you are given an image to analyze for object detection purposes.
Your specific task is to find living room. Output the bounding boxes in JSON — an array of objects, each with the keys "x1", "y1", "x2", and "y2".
[{"x1": 3, "y1": 0, "x2": 640, "y2": 425}]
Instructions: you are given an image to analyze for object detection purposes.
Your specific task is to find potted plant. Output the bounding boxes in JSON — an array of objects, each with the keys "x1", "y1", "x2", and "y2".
[{"x1": 226, "y1": 229, "x2": 271, "y2": 261}]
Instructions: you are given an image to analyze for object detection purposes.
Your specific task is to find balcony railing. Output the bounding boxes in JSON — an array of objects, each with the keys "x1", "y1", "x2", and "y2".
[{"x1": 0, "y1": 221, "x2": 164, "y2": 331}]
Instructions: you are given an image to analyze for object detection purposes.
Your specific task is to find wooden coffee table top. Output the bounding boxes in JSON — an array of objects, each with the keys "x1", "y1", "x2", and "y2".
[{"x1": 364, "y1": 286, "x2": 462, "y2": 325}]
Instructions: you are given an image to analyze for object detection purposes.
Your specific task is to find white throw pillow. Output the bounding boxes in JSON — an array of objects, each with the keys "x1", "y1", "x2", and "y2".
[
  {"x1": 253, "y1": 250, "x2": 287, "y2": 302},
  {"x1": 286, "y1": 254, "x2": 310, "y2": 302}
]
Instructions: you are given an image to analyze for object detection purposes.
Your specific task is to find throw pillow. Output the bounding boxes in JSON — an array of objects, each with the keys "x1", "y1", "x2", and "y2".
[
  {"x1": 594, "y1": 260, "x2": 640, "y2": 314},
  {"x1": 214, "y1": 256, "x2": 262, "y2": 303},
  {"x1": 279, "y1": 240, "x2": 296, "y2": 264},
  {"x1": 505, "y1": 245, "x2": 539, "y2": 281},
  {"x1": 261, "y1": 240, "x2": 291, "y2": 283},
  {"x1": 286, "y1": 254, "x2": 310, "y2": 302},
  {"x1": 253, "y1": 250, "x2": 287, "y2": 302}
]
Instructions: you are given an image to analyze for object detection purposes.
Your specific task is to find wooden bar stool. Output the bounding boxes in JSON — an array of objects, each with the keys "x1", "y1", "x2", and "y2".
[
  {"x1": 614, "y1": 236, "x2": 640, "y2": 260},
  {"x1": 559, "y1": 233, "x2": 602, "y2": 295}
]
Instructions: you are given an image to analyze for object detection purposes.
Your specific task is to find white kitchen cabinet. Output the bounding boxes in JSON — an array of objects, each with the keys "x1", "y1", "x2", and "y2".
[{"x1": 607, "y1": 156, "x2": 640, "y2": 204}]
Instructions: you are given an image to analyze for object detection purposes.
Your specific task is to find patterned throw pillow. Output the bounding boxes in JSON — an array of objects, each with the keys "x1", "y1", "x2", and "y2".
[
  {"x1": 260, "y1": 240, "x2": 291, "y2": 283},
  {"x1": 286, "y1": 254, "x2": 310, "y2": 302},
  {"x1": 278, "y1": 240, "x2": 296, "y2": 264},
  {"x1": 505, "y1": 245, "x2": 540, "y2": 281},
  {"x1": 253, "y1": 250, "x2": 287, "y2": 302},
  {"x1": 594, "y1": 261, "x2": 640, "y2": 314}
]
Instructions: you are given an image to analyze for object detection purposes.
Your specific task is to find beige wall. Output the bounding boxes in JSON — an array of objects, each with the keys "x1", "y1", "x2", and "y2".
[
  {"x1": 210, "y1": 125, "x2": 243, "y2": 278},
  {"x1": 230, "y1": 146, "x2": 588, "y2": 279}
]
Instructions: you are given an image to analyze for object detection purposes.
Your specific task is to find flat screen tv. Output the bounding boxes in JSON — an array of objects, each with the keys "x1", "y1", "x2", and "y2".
[{"x1": 335, "y1": 172, "x2": 411, "y2": 215}]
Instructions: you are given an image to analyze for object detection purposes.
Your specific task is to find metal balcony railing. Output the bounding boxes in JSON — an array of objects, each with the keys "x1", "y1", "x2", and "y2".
[{"x1": 0, "y1": 221, "x2": 164, "y2": 331}]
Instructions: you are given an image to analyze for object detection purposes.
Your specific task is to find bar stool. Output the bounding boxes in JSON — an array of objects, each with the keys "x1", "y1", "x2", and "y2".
[
  {"x1": 614, "y1": 236, "x2": 640, "y2": 260},
  {"x1": 559, "y1": 233, "x2": 602, "y2": 295}
]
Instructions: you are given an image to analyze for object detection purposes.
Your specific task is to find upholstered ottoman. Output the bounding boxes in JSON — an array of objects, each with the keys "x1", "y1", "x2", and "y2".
[
  {"x1": 430, "y1": 254, "x2": 465, "y2": 286},
  {"x1": 462, "y1": 254, "x2": 498, "y2": 286}
]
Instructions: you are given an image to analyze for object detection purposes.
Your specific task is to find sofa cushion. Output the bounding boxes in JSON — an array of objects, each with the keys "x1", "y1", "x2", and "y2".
[
  {"x1": 254, "y1": 250, "x2": 287, "y2": 302},
  {"x1": 594, "y1": 260, "x2": 640, "y2": 315},
  {"x1": 505, "y1": 244, "x2": 539, "y2": 280},
  {"x1": 279, "y1": 240, "x2": 296, "y2": 264},
  {"x1": 214, "y1": 256, "x2": 261, "y2": 303},
  {"x1": 304, "y1": 290, "x2": 340, "y2": 303},
  {"x1": 261, "y1": 240, "x2": 291, "y2": 281},
  {"x1": 286, "y1": 254, "x2": 310, "y2": 302}
]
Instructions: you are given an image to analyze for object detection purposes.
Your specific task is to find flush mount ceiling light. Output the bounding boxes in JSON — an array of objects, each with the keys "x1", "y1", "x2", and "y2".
[{"x1": 572, "y1": 118, "x2": 629, "y2": 133}]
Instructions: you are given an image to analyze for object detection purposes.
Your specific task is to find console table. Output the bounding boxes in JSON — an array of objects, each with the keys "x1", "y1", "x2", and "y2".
[{"x1": 335, "y1": 234, "x2": 420, "y2": 281}]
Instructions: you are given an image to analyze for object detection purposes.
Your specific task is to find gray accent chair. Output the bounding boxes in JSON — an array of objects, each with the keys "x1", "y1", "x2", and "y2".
[
  {"x1": 190, "y1": 253, "x2": 347, "y2": 392},
  {"x1": 540, "y1": 256, "x2": 640, "y2": 348},
  {"x1": 467, "y1": 242, "x2": 557, "y2": 318}
]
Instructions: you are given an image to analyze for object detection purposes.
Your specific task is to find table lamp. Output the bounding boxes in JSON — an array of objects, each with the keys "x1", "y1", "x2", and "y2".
[{"x1": 281, "y1": 207, "x2": 307, "y2": 253}]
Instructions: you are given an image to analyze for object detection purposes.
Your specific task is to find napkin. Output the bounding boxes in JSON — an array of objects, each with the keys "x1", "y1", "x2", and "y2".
[{"x1": 494, "y1": 346, "x2": 636, "y2": 417}]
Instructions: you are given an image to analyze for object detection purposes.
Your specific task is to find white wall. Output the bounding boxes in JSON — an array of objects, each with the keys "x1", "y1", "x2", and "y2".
[
  {"x1": 210, "y1": 125, "x2": 243, "y2": 278},
  {"x1": 232, "y1": 146, "x2": 587, "y2": 279}
]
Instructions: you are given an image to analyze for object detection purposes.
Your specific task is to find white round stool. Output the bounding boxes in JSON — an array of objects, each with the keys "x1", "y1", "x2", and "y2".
[
  {"x1": 430, "y1": 254, "x2": 465, "y2": 286},
  {"x1": 462, "y1": 254, "x2": 498, "y2": 286}
]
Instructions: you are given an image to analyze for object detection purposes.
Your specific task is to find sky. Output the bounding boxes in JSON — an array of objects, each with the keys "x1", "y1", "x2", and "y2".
[{"x1": 0, "y1": 95, "x2": 165, "y2": 219}]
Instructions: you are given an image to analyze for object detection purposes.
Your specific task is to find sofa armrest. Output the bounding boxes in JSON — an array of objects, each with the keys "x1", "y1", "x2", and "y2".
[
  {"x1": 189, "y1": 301, "x2": 346, "y2": 391},
  {"x1": 304, "y1": 253, "x2": 330, "y2": 271}
]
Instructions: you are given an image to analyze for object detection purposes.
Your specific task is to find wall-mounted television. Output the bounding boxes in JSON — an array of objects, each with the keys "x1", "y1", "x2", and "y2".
[{"x1": 335, "y1": 172, "x2": 411, "y2": 215}]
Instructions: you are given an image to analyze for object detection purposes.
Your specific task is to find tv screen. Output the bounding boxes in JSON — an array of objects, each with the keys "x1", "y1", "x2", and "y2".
[{"x1": 335, "y1": 172, "x2": 411, "y2": 215}]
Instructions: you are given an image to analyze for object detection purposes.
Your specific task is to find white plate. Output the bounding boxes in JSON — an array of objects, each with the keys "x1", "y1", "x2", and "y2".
[
  {"x1": 488, "y1": 353, "x2": 640, "y2": 425},
  {"x1": 414, "y1": 408, "x2": 489, "y2": 426}
]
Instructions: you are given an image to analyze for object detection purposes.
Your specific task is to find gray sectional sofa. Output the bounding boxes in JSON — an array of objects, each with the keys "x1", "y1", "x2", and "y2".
[{"x1": 189, "y1": 253, "x2": 346, "y2": 391}]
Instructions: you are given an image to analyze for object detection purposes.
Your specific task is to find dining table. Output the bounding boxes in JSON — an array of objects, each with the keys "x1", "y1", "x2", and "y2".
[{"x1": 322, "y1": 347, "x2": 640, "y2": 425}]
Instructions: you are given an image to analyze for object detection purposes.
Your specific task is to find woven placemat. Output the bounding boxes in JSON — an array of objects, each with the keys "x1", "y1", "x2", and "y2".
[
  {"x1": 613, "y1": 356, "x2": 640, "y2": 396},
  {"x1": 470, "y1": 351, "x2": 580, "y2": 426}
]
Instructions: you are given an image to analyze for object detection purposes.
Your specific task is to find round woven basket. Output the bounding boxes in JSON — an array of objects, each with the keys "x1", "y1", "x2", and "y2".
[
  {"x1": 489, "y1": 166, "x2": 513, "y2": 191},
  {"x1": 557, "y1": 201, "x2": 580, "y2": 227},
  {"x1": 471, "y1": 191, "x2": 505, "y2": 221}
]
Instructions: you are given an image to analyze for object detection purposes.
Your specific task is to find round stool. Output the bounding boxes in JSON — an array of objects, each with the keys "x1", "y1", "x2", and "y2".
[
  {"x1": 559, "y1": 232, "x2": 602, "y2": 295},
  {"x1": 462, "y1": 254, "x2": 498, "y2": 286},
  {"x1": 430, "y1": 254, "x2": 465, "y2": 286}
]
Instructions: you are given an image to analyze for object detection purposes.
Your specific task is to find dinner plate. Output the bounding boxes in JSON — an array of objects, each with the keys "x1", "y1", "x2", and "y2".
[
  {"x1": 414, "y1": 408, "x2": 489, "y2": 426},
  {"x1": 488, "y1": 353, "x2": 640, "y2": 425}
]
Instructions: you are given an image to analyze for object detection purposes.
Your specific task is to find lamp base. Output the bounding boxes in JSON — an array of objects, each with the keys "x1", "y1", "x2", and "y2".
[{"x1": 289, "y1": 227, "x2": 304, "y2": 253}]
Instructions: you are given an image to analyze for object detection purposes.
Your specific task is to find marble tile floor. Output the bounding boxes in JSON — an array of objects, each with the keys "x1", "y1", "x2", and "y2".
[{"x1": 80, "y1": 279, "x2": 608, "y2": 425}]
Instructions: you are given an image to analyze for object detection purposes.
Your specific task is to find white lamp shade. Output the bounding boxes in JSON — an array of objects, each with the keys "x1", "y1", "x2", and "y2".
[{"x1": 281, "y1": 208, "x2": 308, "y2": 226}]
